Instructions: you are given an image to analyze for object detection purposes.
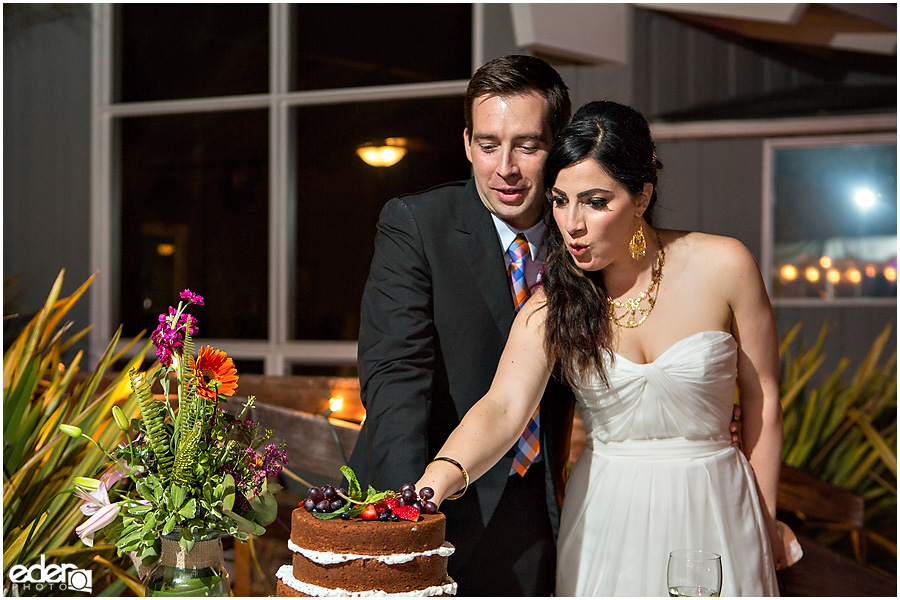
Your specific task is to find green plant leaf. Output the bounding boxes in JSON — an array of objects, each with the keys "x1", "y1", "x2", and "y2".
[
  {"x1": 92, "y1": 554, "x2": 144, "y2": 597},
  {"x1": 777, "y1": 321, "x2": 896, "y2": 569},
  {"x1": 2, "y1": 271, "x2": 156, "y2": 591},
  {"x1": 3, "y1": 513, "x2": 47, "y2": 569},
  {"x1": 777, "y1": 322, "x2": 803, "y2": 358},
  {"x1": 170, "y1": 484, "x2": 187, "y2": 509},
  {"x1": 127, "y1": 503, "x2": 153, "y2": 516},
  {"x1": 222, "y1": 509, "x2": 266, "y2": 535},
  {"x1": 849, "y1": 410, "x2": 897, "y2": 478},
  {"x1": 222, "y1": 473, "x2": 236, "y2": 512},
  {"x1": 3, "y1": 356, "x2": 42, "y2": 463},
  {"x1": 781, "y1": 354, "x2": 824, "y2": 413},
  {"x1": 247, "y1": 491, "x2": 278, "y2": 526},
  {"x1": 143, "y1": 512, "x2": 158, "y2": 533},
  {"x1": 340, "y1": 464, "x2": 362, "y2": 499},
  {"x1": 178, "y1": 499, "x2": 197, "y2": 519},
  {"x1": 179, "y1": 528, "x2": 196, "y2": 553},
  {"x1": 163, "y1": 514, "x2": 177, "y2": 536},
  {"x1": 118, "y1": 529, "x2": 143, "y2": 549}
]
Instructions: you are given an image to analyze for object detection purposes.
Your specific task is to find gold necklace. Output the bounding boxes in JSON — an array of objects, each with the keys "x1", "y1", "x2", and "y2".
[{"x1": 607, "y1": 235, "x2": 665, "y2": 328}]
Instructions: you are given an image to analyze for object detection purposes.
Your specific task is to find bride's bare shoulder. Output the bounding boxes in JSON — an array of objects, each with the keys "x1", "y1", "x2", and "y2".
[
  {"x1": 661, "y1": 229, "x2": 755, "y2": 267},
  {"x1": 663, "y1": 231, "x2": 764, "y2": 309}
]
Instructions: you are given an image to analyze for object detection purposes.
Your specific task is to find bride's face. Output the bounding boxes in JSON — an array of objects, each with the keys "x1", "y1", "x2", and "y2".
[{"x1": 549, "y1": 158, "x2": 651, "y2": 272}]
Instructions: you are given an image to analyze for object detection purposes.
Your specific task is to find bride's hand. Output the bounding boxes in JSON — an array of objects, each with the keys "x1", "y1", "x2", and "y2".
[{"x1": 416, "y1": 457, "x2": 469, "y2": 509}]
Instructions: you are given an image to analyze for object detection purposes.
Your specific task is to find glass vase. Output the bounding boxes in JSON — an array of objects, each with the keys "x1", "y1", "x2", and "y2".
[{"x1": 144, "y1": 531, "x2": 231, "y2": 597}]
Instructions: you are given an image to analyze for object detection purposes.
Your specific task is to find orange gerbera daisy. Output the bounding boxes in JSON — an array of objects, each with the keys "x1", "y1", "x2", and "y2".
[{"x1": 194, "y1": 346, "x2": 238, "y2": 401}]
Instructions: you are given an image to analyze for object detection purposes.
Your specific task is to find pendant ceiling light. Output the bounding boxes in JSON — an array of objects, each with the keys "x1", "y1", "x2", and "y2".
[{"x1": 356, "y1": 137, "x2": 408, "y2": 167}]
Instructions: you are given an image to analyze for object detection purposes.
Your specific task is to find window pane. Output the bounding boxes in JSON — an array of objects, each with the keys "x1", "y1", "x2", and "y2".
[
  {"x1": 117, "y1": 4, "x2": 269, "y2": 102},
  {"x1": 772, "y1": 141, "x2": 897, "y2": 299},
  {"x1": 290, "y1": 364, "x2": 359, "y2": 378},
  {"x1": 291, "y1": 97, "x2": 471, "y2": 340},
  {"x1": 232, "y1": 358, "x2": 265, "y2": 375},
  {"x1": 120, "y1": 110, "x2": 269, "y2": 339},
  {"x1": 290, "y1": 4, "x2": 471, "y2": 90}
]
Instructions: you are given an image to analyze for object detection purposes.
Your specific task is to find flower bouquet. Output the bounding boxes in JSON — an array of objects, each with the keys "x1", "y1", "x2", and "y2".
[{"x1": 60, "y1": 290, "x2": 286, "y2": 595}]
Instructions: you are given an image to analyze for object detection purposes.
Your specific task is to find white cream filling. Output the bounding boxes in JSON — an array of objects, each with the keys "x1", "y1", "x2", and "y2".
[
  {"x1": 276, "y1": 564, "x2": 458, "y2": 597},
  {"x1": 288, "y1": 540, "x2": 455, "y2": 566}
]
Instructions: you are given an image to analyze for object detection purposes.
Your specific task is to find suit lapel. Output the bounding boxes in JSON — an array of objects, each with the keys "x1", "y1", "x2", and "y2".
[
  {"x1": 450, "y1": 182, "x2": 518, "y2": 533},
  {"x1": 456, "y1": 181, "x2": 515, "y2": 336}
]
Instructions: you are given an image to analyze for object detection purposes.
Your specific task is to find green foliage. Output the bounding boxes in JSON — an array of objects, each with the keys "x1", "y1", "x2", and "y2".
[
  {"x1": 3, "y1": 270, "x2": 152, "y2": 594},
  {"x1": 778, "y1": 321, "x2": 896, "y2": 563},
  {"x1": 128, "y1": 368, "x2": 173, "y2": 480},
  {"x1": 61, "y1": 292, "x2": 285, "y2": 566},
  {"x1": 88, "y1": 390, "x2": 282, "y2": 564}
]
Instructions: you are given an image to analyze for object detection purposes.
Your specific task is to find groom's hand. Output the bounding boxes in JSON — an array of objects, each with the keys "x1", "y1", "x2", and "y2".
[{"x1": 729, "y1": 404, "x2": 742, "y2": 446}]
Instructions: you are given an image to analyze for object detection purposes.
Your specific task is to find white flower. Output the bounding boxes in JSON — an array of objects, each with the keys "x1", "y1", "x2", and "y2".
[{"x1": 74, "y1": 481, "x2": 120, "y2": 546}]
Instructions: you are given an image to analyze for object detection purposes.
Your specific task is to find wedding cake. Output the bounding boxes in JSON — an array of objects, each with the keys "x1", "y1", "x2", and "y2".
[{"x1": 275, "y1": 479, "x2": 456, "y2": 597}]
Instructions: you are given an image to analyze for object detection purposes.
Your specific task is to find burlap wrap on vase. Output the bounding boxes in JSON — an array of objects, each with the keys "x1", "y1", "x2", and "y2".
[{"x1": 159, "y1": 536, "x2": 224, "y2": 569}]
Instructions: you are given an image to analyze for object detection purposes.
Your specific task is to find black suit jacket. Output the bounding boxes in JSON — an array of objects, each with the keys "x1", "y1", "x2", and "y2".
[{"x1": 348, "y1": 178, "x2": 575, "y2": 571}]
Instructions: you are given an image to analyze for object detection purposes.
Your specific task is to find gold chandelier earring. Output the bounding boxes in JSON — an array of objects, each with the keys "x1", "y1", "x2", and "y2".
[{"x1": 629, "y1": 218, "x2": 647, "y2": 260}]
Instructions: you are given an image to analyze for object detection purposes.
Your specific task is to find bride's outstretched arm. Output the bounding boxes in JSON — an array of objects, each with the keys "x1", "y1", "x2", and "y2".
[
  {"x1": 415, "y1": 290, "x2": 552, "y2": 504},
  {"x1": 726, "y1": 240, "x2": 787, "y2": 568}
]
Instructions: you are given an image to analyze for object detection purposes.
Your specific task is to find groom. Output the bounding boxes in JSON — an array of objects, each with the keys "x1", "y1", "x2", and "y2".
[{"x1": 347, "y1": 55, "x2": 575, "y2": 596}]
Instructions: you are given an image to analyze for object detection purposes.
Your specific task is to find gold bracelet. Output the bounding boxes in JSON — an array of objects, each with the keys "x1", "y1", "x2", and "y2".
[{"x1": 430, "y1": 456, "x2": 469, "y2": 500}]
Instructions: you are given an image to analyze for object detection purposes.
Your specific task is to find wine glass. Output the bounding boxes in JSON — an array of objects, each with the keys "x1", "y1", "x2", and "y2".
[{"x1": 667, "y1": 549, "x2": 722, "y2": 597}]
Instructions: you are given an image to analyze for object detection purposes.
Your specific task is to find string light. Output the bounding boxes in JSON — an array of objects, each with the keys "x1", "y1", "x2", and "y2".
[
  {"x1": 321, "y1": 396, "x2": 344, "y2": 419},
  {"x1": 780, "y1": 265, "x2": 798, "y2": 282}
]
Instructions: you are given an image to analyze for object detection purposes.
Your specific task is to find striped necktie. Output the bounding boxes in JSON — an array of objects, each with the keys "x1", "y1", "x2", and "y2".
[{"x1": 507, "y1": 235, "x2": 540, "y2": 476}]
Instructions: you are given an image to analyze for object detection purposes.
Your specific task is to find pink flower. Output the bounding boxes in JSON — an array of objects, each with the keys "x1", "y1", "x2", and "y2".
[
  {"x1": 179, "y1": 289, "x2": 205, "y2": 305},
  {"x1": 100, "y1": 461, "x2": 129, "y2": 489},
  {"x1": 74, "y1": 482, "x2": 120, "y2": 547},
  {"x1": 150, "y1": 307, "x2": 199, "y2": 366},
  {"x1": 75, "y1": 503, "x2": 120, "y2": 547}
]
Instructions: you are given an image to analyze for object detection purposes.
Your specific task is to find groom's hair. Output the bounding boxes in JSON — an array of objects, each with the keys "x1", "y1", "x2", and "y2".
[{"x1": 464, "y1": 55, "x2": 571, "y2": 140}]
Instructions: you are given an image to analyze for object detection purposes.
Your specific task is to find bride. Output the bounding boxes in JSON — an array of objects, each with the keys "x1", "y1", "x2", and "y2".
[{"x1": 416, "y1": 100, "x2": 785, "y2": 595}]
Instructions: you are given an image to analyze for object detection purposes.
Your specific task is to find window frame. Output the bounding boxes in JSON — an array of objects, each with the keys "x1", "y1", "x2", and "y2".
[
  {"x1": 89, "y1": 3, "x2": 478, "y2": 373},
  {"x1": 761, "y1": 132, "x2": 898, "y2": 308}
]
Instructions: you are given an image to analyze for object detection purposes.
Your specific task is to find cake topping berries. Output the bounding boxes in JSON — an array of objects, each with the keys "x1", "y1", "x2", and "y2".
[
  {"x1": 392, "y1": 505, "x2": 421, "y2": 521},
  {"x1": 300, "y1": 466, "x2": 439, "y2": 521},
  {"x1": 359, "y1": 504, "x2": 379, "y2": 521}
]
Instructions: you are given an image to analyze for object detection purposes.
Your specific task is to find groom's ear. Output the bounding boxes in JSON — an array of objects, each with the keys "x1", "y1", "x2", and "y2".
[{"x1": 464, "y1": 128, "x2": 473, "y2": 164}]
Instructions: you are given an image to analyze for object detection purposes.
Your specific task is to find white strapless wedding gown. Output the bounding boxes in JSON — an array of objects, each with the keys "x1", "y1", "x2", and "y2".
[{"x1": 556, "y1": 330, "x2": 779, "y2": 596}]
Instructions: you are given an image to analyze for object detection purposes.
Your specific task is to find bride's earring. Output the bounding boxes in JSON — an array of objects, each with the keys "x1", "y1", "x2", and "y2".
[{"x1": 629, "y1": 219, "x2": 646, "y2": 260}]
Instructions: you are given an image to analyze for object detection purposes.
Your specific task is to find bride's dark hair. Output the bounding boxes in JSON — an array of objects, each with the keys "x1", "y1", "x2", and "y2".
[{"x1": 541, "y1": 100, "x2": 662, "y2": 386}]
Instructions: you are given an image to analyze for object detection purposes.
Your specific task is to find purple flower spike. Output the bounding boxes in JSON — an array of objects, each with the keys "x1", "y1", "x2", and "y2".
[
  {"x1": 262, "y1": 443, "x2": 287, "y2": 476},
  {"x1": 179, "y1": 289, "x2": 205, "y2": 305}
]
